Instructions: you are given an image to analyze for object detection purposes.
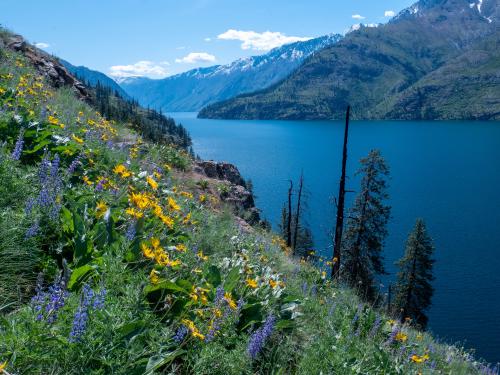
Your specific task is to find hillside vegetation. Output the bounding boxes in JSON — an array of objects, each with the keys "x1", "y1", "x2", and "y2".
[
  {"x1": 199, "y1": 0, "x2": 500, "y2": 120},
  {"x1": 0, "y1": 29, "x2": 497, "y2": 374}
]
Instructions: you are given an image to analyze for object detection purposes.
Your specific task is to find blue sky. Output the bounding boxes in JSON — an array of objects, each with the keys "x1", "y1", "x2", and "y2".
[{"x1": 1, "y1": 0, "x2": 415, "y2": 79}]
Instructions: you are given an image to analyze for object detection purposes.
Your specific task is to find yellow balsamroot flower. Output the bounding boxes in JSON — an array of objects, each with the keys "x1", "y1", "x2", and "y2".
[
  {"x1": 113, "y1": 164, "x2": 132, "y2": 178},
  {"x1": 0, "y1": 87, "x2": 6, "y2": 95},
  {"x1": 82, "y1": 175, "x2": 93, "y2": 186},
  {"x1": 180, "y1": 191, "x2": 193, "y2": 199},
  {"x1": 151, "y1": 237, "x2": 161, "y2": 249},
  {"x1": 48, "y1": 115, "x2": 59, "y2": 125},
  {"x1": 153, "y1": 171, "x2": 161, "y2": 179},
  {"x1": 169, "y1": 259, "x2": 182, "y2": 267},
  {"x1": 141, "y1": 243, "x2": 155, "y2": 259},
  {"x1": 199, "y1": 194, "x2": 207, "y2": 203},
  {"x1": 149, "y1": 269, "x2": 160, "y2": 284},
  {"x1": 0, "y1": 361, "x2": 7, "y2": 373},
  {"x1": 95, "y1": 201, "x2": 108, "y2": 219},
  {"x1": 176, "y1": 244, "x2": 187, "y2": 252},
  {"x1": 197, "y1": 250, "x2": 208, "y2": 261},
  {"x1": 160, "y1": 214, "x2": 174, "y2": 229},
  {"x1": 192, "y1": 268, "x2": 203, "y2": 274},
  {"x1": 146, "y1": 176, "x2": 158, "y2": 190},
  {"x1": 416, "y1": 333, "x2": 423, "y2": 341},
  {"x1": 395, "y1": 332, "x2": 408, "y2": 343},
  {"x1": 125, "y1": 207, "x2": 143, "y2": 219},
  {"x1": 269, "y1": 279, "x2": 278, "y2": 289},
  {"x1": 182, "y1": 212, "x2": 192, "y2": 225},
  {"x1": 246, "y1": 278, "x2": 258, "y2": 289},
  {"x1": 167, "y1": 196, "x2": 180, "y2": 212},
  {"x1": 130, "y1": 192, "x2": 150, "y2": 210},
  {"x1": 72, "y1": 134, "x2": 84, "y2": 144},
  {"x1": 410, "y1": 354, "x2": 429, "y2": 363},
  {"x1": 224, "y1": 292, "x2": 237, "y2": 310},
  {"x1": 182, "y1": 319, "x2": 205, "y2": 340}
]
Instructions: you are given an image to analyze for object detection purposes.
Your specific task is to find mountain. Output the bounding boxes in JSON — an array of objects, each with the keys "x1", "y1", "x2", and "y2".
[
  {"x1": 199, "y1": 0, "x2": 500, "y2": 120},
  {"x1": 60, "y1": 59, "x2": 132, "y2": 100},
  {"x1": 119, "y1": 34, "x2": 342, "y2": 112}
]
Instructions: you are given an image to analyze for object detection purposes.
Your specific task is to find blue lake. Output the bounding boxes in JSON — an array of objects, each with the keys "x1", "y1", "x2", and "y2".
[{"x1": 171, "y1": 112, "x2": 500, "y2": 363}]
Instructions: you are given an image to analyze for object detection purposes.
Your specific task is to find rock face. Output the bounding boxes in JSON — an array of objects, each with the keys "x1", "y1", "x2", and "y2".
[
  {"x1": 195, "y1": 160, "x2": 260, "y2": 224},
  {"x1": 0, "y1": 33, "x2": 91, "y2": 101},
  {"x1": 195, "y1": 160, "x2": 246, "y2": 186}
]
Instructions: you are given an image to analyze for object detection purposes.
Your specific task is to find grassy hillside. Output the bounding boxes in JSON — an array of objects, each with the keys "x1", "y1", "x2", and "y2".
[
  {"x1": 0, "y1": 29, "x2": 497, "y2": 374},
  {"x1": 199, "y1": 0, "x2": 500, "y2": 121}
]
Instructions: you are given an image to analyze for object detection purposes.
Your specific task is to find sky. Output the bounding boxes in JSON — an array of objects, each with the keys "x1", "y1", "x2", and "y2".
[{"x1": 1, "y1": 0, "x2": 416, "y2": 79}]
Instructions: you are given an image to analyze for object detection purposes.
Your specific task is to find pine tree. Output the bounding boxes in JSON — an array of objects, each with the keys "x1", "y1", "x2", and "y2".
[
  {"x1": 393, "y1": 219, "x2": 435, "y2": 329},
  {"x1": 342, "y1": 149, "x2": 390, "y2": 301}
]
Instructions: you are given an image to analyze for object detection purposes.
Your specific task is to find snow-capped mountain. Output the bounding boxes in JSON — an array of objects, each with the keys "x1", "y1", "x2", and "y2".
[{"x1": 119, "y1": 34, "x2": 342, "y2": 112}]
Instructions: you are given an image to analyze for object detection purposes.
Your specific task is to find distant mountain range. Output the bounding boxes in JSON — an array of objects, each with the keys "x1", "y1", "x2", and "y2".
[
  {"x1": 118, "y1": 34, "x2": 342, "y2": 112},
  {"x1": 200, "y1": 0, "x2": 500, "y2": 120},
  {"x1": 60, "y1": 59, "x2": 131, "y2": 100}
]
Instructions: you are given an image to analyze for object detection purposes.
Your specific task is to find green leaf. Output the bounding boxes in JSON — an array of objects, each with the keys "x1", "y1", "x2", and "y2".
[
  {"x1": 206, "y1": 265, "x2": 221, "y2": 287},
  {"x1": 144, "y1": 280, "x2": 189, "y2": 296},
  {"x1": 224, "y1": 267, "x2": 240, "y2": 292},
  {"x1": 237, "y1": 302, "x2": 263, "y2": 331},
  {"x1": 145, "y1": 349, "x2": 186, "y2": 374},
  {"x1": 67, "y1": 264, "x2": 96, "y2": 290}
]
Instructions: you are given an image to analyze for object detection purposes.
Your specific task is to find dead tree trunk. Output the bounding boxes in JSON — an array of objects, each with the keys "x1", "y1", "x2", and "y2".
[
  {"x1": 292, "y1": 172, "x2": 304, "y2": 253},
  {"x1": 331, "y1": 105, "x2": 351, "y2": 279},
  {"x1": 286, "y1": 180, "x2": 293, "y2": 248}
]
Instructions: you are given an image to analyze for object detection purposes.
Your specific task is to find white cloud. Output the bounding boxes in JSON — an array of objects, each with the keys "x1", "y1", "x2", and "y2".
[
  {"x1": 34, "y1": 42, "x2": 50, "y2": 49},
  {"x1": 204, "y1": 37, "x2": 212, "y2": 42},
  {"x1": 384, "y1": 10, "x2": 396, "y2": 17},
  {"x1": 175, "y1": 52, "x2": 216, "y2": 64},
  {"x1": 217, "y1": 29, "x2": 311, "y2": 51},
  {"x1": 352, "y1": 14, "x2": 365, "y2": 20},
  {"x1": 109, "y1": 61, "x2": 169, "y2": 78}
]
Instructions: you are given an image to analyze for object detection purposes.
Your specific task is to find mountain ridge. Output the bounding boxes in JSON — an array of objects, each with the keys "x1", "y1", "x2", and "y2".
[
  {"x1": 199, "y1": 0, "x2": 500, "y2": 120},
  {"x1": 119, "y1": 34, "x2": 342, "y2": 112}
]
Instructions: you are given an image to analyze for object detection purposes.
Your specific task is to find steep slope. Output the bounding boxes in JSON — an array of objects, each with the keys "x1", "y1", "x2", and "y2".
[
  {"x1": 60, "y1": 59, "x2": 132, "y2": 100},
  {"x1": 199, "y1": 0, "x2": 499, "y2": 120},
  {"x1": 120, "y1": 34, "x2": 342, "y2": 112}
]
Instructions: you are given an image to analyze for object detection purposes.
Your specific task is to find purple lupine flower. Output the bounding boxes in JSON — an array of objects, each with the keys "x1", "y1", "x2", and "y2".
[
  {"x1": 31, "y1": 274, "x2": 67, "y2": 324},
  {"x1": 45, "y1": 274, "x2": 68, "y2": 324},
  {"x1": 11, "y1": 129, "x2": 24, "y2": 160},
  {"x1": 385, "y1": 324, "x2": 399, "y2": 346},
  {"x1": 38, "y1": 152, "x2": 51, "y2": 185},
  {"x1": 31, "y1": 274, "x2": 47, "y2": 321},
  {"x1": 215, "y1": 286, "x2": 224, "y2": 305},
  {"x1": 205, "y1": 318, "x2": 222, "y2": 343},
  {"x1": 369, "y1": 315, "x2": 382, "y2": 338},
  {"x1": 69, "y1": 283, "x2": 102, "y2": 342},
  {"x1": 173, "y1": 325, "x2": 189, "y2": 344},
  {"x1": 236, "y1": 297, "x2": 244, "y2": 314},
  {"x1": 247, "y1": 315, "x2": 276, "y2": 359},
  {"x1": 25, "y1": 219, "x2": 40, "y2": 239},
  {"x1": 95, "y1": 178, "x2": 106, "y2": 192},
  {"x1": 92, "y1": 287, "x2": 106, "y2": 310},
  {"x1": 25, "y1": 197, "x2": 36, "y2": 215},
  {"x1": 67, "y1": 153, "x2": 82, "y2": 174},
  {"x1": 125, "y1": 221, "x2": 136, "y2": 241},
  {"x1": 351, "y1": 304, "x2": 362, "y2": 326},
  {"x1": 310, "y1": 285, "x2": 317, "y2": 296}
]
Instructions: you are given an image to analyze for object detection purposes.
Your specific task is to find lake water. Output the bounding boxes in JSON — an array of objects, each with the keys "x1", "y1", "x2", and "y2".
[{"x1": 171, "y1": 112, "x2": 500, "y2": 363}]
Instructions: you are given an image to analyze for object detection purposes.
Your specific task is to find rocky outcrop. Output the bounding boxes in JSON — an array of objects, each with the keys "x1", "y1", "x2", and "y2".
[
  {"x1": 0, "y1": 33, "x2": 91, "y2": 101},
  {"x1": 194, "y1": 160, "x2": 260, "y2": 224},
  {"x1": 195, "y1": 160, "x2": 246, "y2": 186}
]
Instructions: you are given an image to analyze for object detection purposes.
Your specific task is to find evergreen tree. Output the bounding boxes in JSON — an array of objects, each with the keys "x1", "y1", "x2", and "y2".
[
  {"x1": 393, "y1": 219, "x2": 435, "y2": 329},
  {"x1": 342, "y1": 149, "x2": 390, "y2": 301}
]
